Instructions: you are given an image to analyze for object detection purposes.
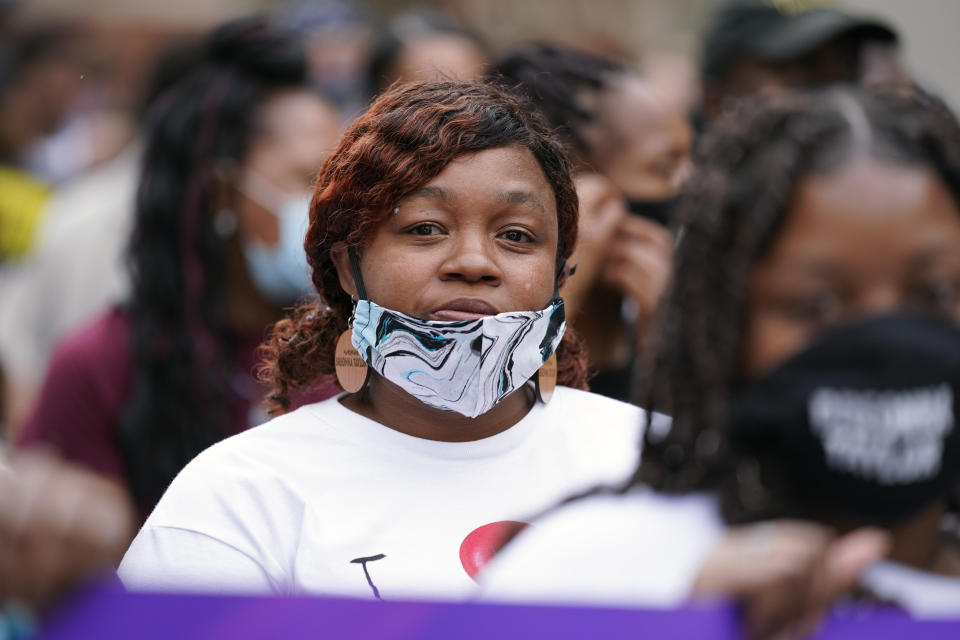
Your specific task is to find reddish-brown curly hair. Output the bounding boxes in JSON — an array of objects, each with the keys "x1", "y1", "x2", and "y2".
[{"x1": 261, "y1": 80, "x2": 587, "y2": 412}]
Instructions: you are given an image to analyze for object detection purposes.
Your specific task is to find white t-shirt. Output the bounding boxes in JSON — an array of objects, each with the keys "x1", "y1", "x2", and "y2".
[
  {"x1": 119, "y1": 386, "x2": 650, "y2": 600},
  {"x1": 480, "y1": 489, "x2": 960, "y2": 617}
]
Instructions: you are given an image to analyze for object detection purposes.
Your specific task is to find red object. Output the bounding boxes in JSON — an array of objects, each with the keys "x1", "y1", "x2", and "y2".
[{"x1": 459, "y1": 521, "x2": 529, "y2": 581}]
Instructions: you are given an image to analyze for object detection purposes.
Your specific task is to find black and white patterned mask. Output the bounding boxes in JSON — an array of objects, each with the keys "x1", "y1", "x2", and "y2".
[
  {"x1": 351, "y1": 297, "x2": 565, "y2": 418},
  {"x1": 729, "y1": 313, "x2": 960, "y2": 525}
]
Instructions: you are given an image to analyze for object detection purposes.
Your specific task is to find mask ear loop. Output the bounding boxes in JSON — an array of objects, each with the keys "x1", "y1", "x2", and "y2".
[
  {"x1": 536, "y1": 257, "x2": 568, "y2": 404},
  {"x1": 335, "y1": 246, "x2": 371, "y2": 393},
  {"x1": 347, "y1": 246, "x2": 368, "y2": 301},
  {"x1": 552, "y1": 257, "x2": 566, "y2": 301}
]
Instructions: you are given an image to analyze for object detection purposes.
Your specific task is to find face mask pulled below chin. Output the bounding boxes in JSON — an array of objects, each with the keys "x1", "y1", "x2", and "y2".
[
  {"x1": 729, "y1": 313, "x2": 960, "y2": 526},
  {"x1": 351, "y1": 298, "x2": 566, "y2": 419}
]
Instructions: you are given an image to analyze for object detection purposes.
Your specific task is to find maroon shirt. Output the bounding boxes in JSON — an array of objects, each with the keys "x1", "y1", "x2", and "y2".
[{"x1": 19, "y1": 307, "x2": 338, "y2": 519}]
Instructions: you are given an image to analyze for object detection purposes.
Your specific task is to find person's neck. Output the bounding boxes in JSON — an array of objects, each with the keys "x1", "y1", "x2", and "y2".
[{"x1": 340, "y1": 373, "x2": 536, "y2": 442}]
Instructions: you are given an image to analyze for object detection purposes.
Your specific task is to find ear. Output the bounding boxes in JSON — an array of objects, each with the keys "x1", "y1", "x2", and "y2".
[
  {"x1": 556, "y1": 262, "x2": 576, "y2": 290},
  {"x1": 330, "y1": 242, "x2": 359, "y2": 300}
]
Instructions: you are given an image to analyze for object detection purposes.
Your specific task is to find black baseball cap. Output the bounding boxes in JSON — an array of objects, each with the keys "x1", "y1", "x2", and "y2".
[{"x1": 702, "y1": 0, "x2": 897, "y2": 80}]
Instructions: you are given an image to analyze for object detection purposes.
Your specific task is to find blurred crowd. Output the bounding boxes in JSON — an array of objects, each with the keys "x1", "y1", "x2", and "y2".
[{"x1": 0, "y1": 0, "x2": 957, "y2": 638}]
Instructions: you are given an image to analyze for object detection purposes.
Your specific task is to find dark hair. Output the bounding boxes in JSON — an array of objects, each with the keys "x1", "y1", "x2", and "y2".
[
  {"x1": 261, "y1": 79, "x2": 587, "y2": 412},
  {"x1": 134, "y1": 38, "x2": 205, "y2": 122},
  {"x1": 491, "y1": 43, "x2": 626, "y2": 168},
  {"x1": 635, "y1": 86, "x2": 960, "y2": 519},
  {"x1": 119, "y1": 16, "x2": 310, "y2": 510}
]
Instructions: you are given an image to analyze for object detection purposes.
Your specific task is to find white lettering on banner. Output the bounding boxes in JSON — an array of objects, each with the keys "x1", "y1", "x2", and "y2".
[{"x1": 808, "y1": 385, "x2": 953, "y2": 484}]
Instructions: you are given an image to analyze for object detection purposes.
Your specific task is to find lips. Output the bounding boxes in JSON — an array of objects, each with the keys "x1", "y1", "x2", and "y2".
[{"x1": 431, "y1": 298, "x2": 499, "y2": 321}]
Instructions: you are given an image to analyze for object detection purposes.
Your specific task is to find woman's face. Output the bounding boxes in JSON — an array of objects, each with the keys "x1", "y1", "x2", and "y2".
[
  {"x1": 589, "y1": 76, "x2": 692, "y2": 201},
  {"x1": 236, "y1": 89, "x2": 342, "y2": 247},
  {"x1": 336, "y1": 145, "x2": 559, "y2": 319},
  {"x1": 744, "y1": 158, "x2": 960, "y2": 378}
]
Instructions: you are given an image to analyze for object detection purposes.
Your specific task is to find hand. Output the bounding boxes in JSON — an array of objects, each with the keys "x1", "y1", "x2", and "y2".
[
  {"x1": 693, "y1": 521, "x2": 890, "y2": 640},
  {"x1": 0, "y1": 451, "x2": 135, "y2": 608},
  {"x1": 599, "y1": 214, "x2": 673, "y2": 330},
  {"x1": 560, "y1": 173, "x2": 628, "y2": 319}
]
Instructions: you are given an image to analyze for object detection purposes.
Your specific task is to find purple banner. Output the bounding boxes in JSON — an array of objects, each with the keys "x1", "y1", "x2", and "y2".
[{"x1": 36, "y1": 581, "x2": 960, "y2": 640}]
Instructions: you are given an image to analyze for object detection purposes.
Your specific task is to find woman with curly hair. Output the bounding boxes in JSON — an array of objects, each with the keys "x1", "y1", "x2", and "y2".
[{"x1": 119, "y1": 79, "x2": 650, "y2": 599}]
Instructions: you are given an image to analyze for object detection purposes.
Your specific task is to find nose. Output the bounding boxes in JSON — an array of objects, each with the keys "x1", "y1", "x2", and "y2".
[{"x1": 439, "y1": 230, "x2": 502, "y2": 286}]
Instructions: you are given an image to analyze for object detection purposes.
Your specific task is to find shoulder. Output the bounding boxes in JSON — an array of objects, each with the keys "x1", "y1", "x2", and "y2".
[
  {"x1": 142, "y1": 406, "x2": 329, "y2": 534},
  {"x1": 167, "y1": 394, "x2": 351, "y2": 479},
  {"x1": 141, "y1": 398, "x2": 360, "y2": 549},
  {"x1": 550, "y1": 386, "x2": 666, "y2": 424},
  {"x1": 23, "y1": 307, "x2": 132, "y2": 412},
  {"x1": 533, "y1": 387, "x2": 668, "y2": 484},
  {"x1": 49, "y1": 308, "x2": 131, "y2": 367},
  {"x1": 480, "y1": 490, "x2": 722, "y2": 608},
  {"x1": 546, "y1": 386, "x2": 670, "y2": 446},
  {"x1": 18, "y1": 309, "x2": 132, "y2": 468},
  {"x1": 38, "y1": 308, "x2": 132, "y2": 396},
  {"x1": 549, "y1": 386, "x2": 641, "y2": 423}
]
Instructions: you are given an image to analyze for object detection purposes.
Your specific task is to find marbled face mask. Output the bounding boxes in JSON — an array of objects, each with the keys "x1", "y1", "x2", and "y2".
[{"x1": 347, "y1": 248, "x2": 565, "y2": 418}]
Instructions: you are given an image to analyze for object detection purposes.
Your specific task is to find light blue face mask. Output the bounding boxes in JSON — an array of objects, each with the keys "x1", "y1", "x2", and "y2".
[
  {"x1": 237, "y1": 171, "x2": 315, "y2": 305},
  {"x1": 346, "y1": 248, "x2": 566, "y2": 418}
]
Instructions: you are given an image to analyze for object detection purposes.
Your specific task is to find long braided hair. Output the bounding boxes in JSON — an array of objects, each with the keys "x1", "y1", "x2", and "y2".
[
  {"x1": 635, "y1": 86, "x2": 960, "y2": 523},
  {"x1": 119, "y1": 16, "x2": 310, "y2": 511}
]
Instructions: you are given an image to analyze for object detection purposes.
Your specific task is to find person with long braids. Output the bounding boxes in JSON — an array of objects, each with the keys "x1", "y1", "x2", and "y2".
[
  {"x1": 482, "y1": 86, "x2": 960, "y2": 634},
  {"x1": 119, "y1": 80, "x2": 649, "y2": 599},
  {"x1": 492, "y1": 43, "x2": 691, "y2": 402},
  {"x1": 18, "y1": 17, "x2": 342, "y2": 523}
]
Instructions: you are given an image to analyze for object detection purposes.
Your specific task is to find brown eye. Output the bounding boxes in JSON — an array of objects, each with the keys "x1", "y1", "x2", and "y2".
[
  {"x1": 500, "y1": 229, "x2": 533, "y2": 243},
  {"x1": 410, "y1": 223, "x2": 441, "y2": 236}
]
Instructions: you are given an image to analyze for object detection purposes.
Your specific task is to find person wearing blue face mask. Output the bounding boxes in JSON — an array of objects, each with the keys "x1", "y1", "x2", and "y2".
[
  {"x1": 17, "y1": 16, "x2": 343, "y2": 526},
  {"x1": 231, "y1": 169, "x2": 315, "y2": 305}
]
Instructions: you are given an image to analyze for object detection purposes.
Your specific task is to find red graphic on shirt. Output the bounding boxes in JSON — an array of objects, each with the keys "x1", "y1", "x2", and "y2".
[{"x1": 459, "y1": 520, "x2": 529, "y2": 581}]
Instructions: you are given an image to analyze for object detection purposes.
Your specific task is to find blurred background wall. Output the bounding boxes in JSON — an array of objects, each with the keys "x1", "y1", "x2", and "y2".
[
  {"x1": 9, "y1": 0, "x2": 957, "y2": 112},
  {"x1": 365, "y1": 0, "x2": 959, "y2": 112},
  {"x1": 842, "y1": 0, "x2": 960, "y2": 110}
]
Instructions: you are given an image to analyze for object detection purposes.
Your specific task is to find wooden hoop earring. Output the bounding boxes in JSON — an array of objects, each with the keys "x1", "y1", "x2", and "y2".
[
  {"x1": 535, "y1": 353, "x2": 558, "y2": 403},
  {"x1": 335, "y1": 329, "x2": 369, "y2": 393}
]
